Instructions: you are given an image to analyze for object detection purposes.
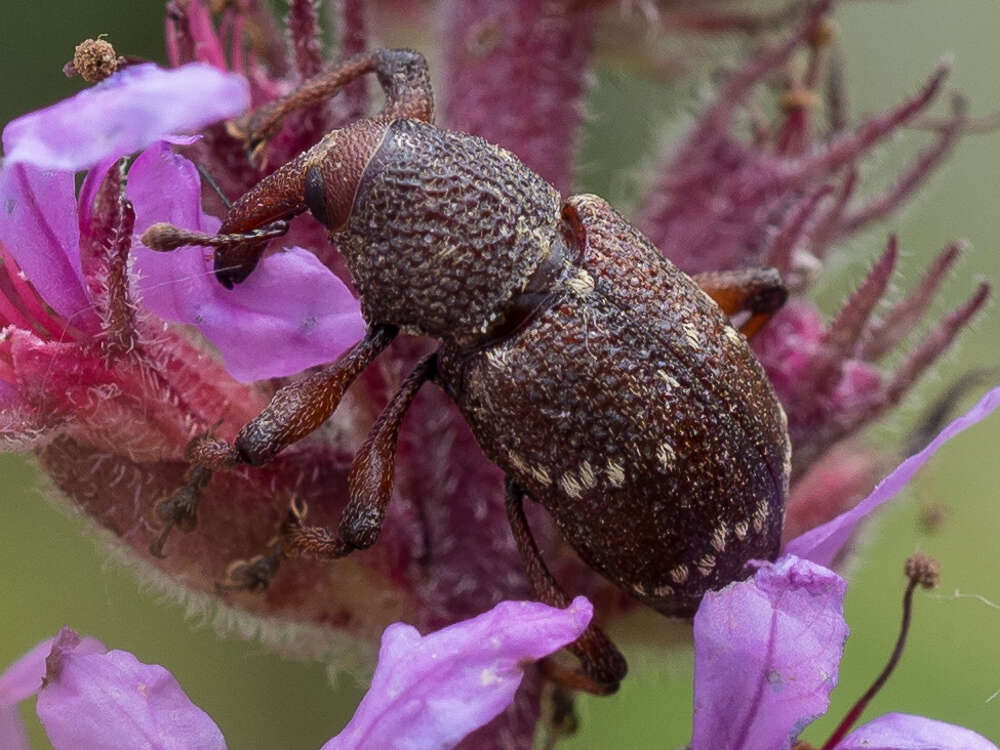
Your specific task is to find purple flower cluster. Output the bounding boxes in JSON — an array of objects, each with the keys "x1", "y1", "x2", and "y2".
[
  {"x1": 1, "y1": 0, "x2": 997, "y2": 746},
  {"x1": 4, "y1": 387, "x2": 998, "y2": 748}
]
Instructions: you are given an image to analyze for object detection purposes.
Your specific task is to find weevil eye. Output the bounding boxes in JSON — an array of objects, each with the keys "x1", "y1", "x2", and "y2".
[{"x1": 305, "y1": 165, "x2": 330, "y2": 227}]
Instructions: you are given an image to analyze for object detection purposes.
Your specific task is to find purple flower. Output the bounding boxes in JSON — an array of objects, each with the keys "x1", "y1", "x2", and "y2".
[
  {"x1": 692, "y1": 556, "x2": 997, "y2": 750},
  {"x1": 785, "y1": 386, "x2": 1000, "y2": 566},
  {"x1": 322, "y1": 596, "x2": 592, "y2": 749},
  {"x1": 2, "y1": 63, "x2": 247, "y2": 171},
  {"x1": 128, "y1": 141, "x2": 364, "y2": 381},
  {"x1": 0, "y1": 598, "x2": 590, "y2": 750},
  {"x1": 0, "y1": 633, "x2": 105, "y2": 750}
]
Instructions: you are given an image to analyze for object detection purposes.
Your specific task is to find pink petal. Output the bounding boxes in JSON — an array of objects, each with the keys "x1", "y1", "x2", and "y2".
[
  {"x1": 834, "y1": 712, "x2": 998, "y2": 750},
  {"x1": 36, "y1": 627, "x2": 226, "y2": 750},
  {"x1": 322, "y1": 597, "x2": 593, "y2": 750},
  {"x1": 785, "y1": 386, "x2": 1000, "y2": 566},
  {"x1": 692, "y1": 555, "x2": 849, "y2": 750},
  {"x1": 0, "y1": 164, "x2": 90, "y2": 321},
  {"x1": 129, "y1": 142, "x2": 364, "y2": 382},
  {"x1": 2, "y1": 64, "x2": 248, "y2": 171},
  {"x1": 0, "y1": 634, "x2": 104, "y2": 750}
]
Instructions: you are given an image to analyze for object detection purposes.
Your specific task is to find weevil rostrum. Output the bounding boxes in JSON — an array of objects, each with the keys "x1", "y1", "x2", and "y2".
[{"x1": 143, "y1": 47, "x2": 791, "y2": 694}]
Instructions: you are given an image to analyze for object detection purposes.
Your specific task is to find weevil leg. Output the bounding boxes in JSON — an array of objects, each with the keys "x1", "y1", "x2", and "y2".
[
  {"x1": 142, "y1": 49, "x2": 433, "y2": 286},
  {"x1": 150, "y1": 325, "x2": 397, "y2": 558},
  {"x1": 282, "y1": 352, "x2": 436, "y2": 559},
  {"x1": 240, "y1": 47, "x2": 434, "y2": 160},
  {"x1": 693, "y1": 267, "x2": 788, "y2": 339},
  {"x1": 504, "y1": 478, "x2": 628, "y2": 696}
]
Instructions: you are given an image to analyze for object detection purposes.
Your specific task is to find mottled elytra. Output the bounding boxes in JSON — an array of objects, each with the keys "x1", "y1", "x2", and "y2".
[{"x1": 143, "y1": 47, "x2": 790, "y2": 694}]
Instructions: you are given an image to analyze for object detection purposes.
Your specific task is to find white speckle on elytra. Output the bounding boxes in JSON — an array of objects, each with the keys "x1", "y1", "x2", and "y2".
[
  {"x1": 696, "y1": 554, "x2": 717, "y2": 576},
  {"x1": 606, "y1": 458, "x2": 625, "y2": 488},
  {"x1": 656, "y1": 442, "x2": 676, "y2": 470},
  {"x1": 681, "y1": 322, "x2": 702, "y2": 349},
  {"x1": 670, "y1": 564, "x2": 689, "y2": 584},
  {"x1": 711, "y1": 522, "x2": 728, "y2": 552},
  {"x1": 559, "y1": 471, "x2": 584, "y2": 500}
]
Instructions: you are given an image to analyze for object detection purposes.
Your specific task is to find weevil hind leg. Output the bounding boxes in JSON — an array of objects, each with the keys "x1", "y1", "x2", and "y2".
[
  {"x1": 149, "y1": 325, "x2": 397, "y2": 558},
  {"x1": 505, "y1": 478, "x2": 627, "y2": 696},
  {"x1": 693, "y1": 267, "x2": 788, "y2": 339},
  {"x1": 282, "y1": 352, "x2": 437, "y2": 559}
]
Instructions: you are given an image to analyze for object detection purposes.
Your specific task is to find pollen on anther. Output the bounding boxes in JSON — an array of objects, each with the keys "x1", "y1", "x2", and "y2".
[
  {"x1": 734, "y1": 520, "x2": 749, "y2": 540},
  {"x1": 578, "y1": 460, "x2": 597, "y2": 489},
  {"x1": 653, "y1": 584, "x2": 674, "y2": 597}
]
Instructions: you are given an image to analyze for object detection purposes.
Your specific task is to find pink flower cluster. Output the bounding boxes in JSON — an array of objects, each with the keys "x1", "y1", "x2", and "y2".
[{"x1": 0, "y1": 0, "x2": 996, "y2": 745}]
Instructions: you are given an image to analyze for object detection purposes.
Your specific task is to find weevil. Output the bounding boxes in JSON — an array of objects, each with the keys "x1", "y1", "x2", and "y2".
[{"x1": 143, "y1": 48, "x2": 790, "y2": 694}]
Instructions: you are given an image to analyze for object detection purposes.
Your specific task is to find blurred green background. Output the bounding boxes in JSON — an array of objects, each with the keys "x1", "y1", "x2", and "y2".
[{"x1": 1, "y1": 1, "x2": 997, "y2": 748}]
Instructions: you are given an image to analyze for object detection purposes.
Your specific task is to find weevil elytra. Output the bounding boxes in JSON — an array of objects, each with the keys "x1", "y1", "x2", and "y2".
[{"x1": 143, "y1": 47, "x2": 790, "y2": 694}]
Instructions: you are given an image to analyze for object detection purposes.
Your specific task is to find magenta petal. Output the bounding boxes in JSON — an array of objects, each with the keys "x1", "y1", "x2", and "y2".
[
  {"x1": 322, "y1": 597, "x2": 593, "y2": 750},
  {"x1": 692, "y1": 555, "x2": 849, "y2": 750},
  {"x1": 0, "y1": 634, "x2": 104, "y2": 750},
  {"x1": 37, "y1": 627, "x2": 226, "y2": 750},
  {"x1": 785, "y1": 386, "x2": 1000, "y2": 566},
  {"x1": 0, "y1": 164, "x2": 90, "y2": 320},
  {"x1": 129, "y1": 142, "x2": 364, "y2": 382},
  {"x1": 834, "y1": 712, "x2": 998, "y2": 750},
  {"x1": 2, "y1": 63, "x2": 248, "y2": 171}
]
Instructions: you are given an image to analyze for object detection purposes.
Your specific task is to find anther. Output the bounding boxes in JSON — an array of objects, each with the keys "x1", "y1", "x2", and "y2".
[
  {"x1": 64, "y1": 38, "x2": 122, "y2": 83},
  {"x1": 820, "y1": 554, "x2": 941, "y2": 750},
  {"x1": 904, "y1": 552, "x2": 941, "y2": 589}
]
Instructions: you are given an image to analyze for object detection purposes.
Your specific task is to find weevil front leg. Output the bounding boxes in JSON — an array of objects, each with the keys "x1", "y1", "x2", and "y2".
[
  {"x1": 693, "y1": 267, "x2": 788, "y2": 338},
  {"x1": 150, "y1": 325, "x2": 397, "y2": 558},
  {"x1": 279, "y1": 353, "x2": 436, "y2": 561},
  {"x1": 505, "y1": 479, "x2": 628, "y2": 696}
]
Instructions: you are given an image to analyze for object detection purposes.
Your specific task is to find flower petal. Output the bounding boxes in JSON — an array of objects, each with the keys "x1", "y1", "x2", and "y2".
[
  {"x1": 0, "y1": 634, "x2": 104, "y2": 750},
  {"x1": 36, "y1": 627, "x2": 226, "y2": 750},
  {"x1": 784, "y1": 385, "x2": 1000, "y2": 566},
  {"x1": 834, "y1": 712, "x2": 998, "y2": 750},
  {"x1": 129, "y1": 142, "x2": 365, "y2": 382},
  {"x1": 692, "y1": 555, "x2": 848, "y2": 750},
  {"x1": 2, "y1": 63, "x2": 249, "y2": 171},
  {"x1": 0, "y1": 164, "x2": 90, "y2": 321},
  {"x1": 322, "y1": 597, "x2": 593, "y2": 750}
]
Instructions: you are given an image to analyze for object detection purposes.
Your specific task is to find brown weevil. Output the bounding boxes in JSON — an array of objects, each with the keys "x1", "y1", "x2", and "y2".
[{"x1": 143, "y1": 47, "x2": 791, "y2": 694}]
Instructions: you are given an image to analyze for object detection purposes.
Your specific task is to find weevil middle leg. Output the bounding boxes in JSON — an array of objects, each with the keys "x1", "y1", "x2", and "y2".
[{"x1": 693, "y1": 267, "x2": 788, "y2": 338}]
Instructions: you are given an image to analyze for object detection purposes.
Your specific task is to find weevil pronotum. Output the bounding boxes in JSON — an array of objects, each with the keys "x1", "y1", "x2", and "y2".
[{"x1": 143, "y1": 46, "x2": 791, "y2": 695}]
